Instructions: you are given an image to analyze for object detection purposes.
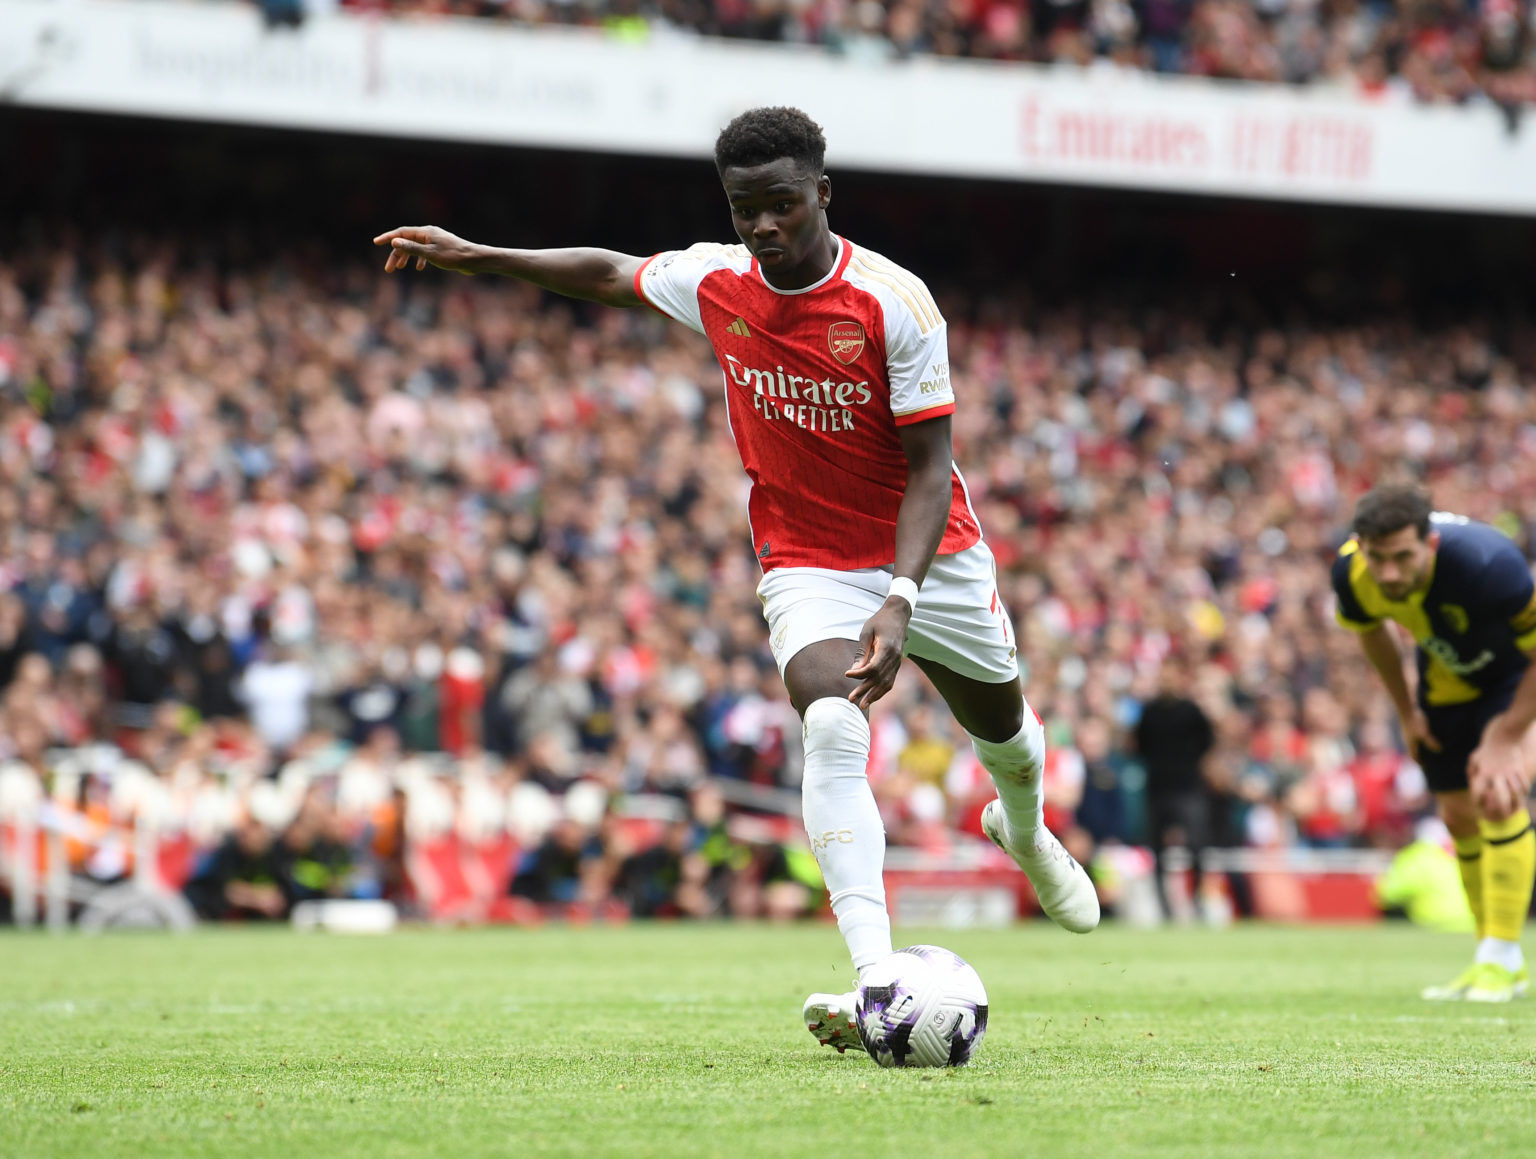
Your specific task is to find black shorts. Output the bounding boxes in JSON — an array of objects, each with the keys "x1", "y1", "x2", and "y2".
[{"x1": 1420, "y1": 681, "x2": 1520, "y2": 794}]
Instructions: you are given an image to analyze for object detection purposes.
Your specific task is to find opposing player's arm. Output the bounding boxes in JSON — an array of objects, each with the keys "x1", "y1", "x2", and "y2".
[
  {"x1": 1354, "y1": 625, "x2": 1441, "y2": 760},
  {"x1": 373, "y1": 226, "x2": 644, "y2": 308},
  {"x1": 1331, "y1": 547, "x2": 1438, "y2": 756},
  {"x1": 1332, "y1": 548, "x2": 1388, "y2": 657},
  {"x1": 1355, "y1": 625, "x2": 1414, "y2": 720},
  {"x1": 1498, "y1": 580, "x2": 1536, "y2": 740},
  {"x1": 1470, "y1": 649, "x2": 1536, "y2": 817},
  {"x1": 1468, "y1": 550, "x2": 1536, "y2": 814}
]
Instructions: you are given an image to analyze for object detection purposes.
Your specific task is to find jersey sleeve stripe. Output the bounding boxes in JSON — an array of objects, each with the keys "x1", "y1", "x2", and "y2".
[
  {"x1": 893, "y1": 400, "x2": 955, "y2": 426},
  {"x1": 1334, "y1": 606, "x2": 1379, "y2": 632},
  {"x1": 1517, "y1": 628, "x2": 1536, "y2": 652},
  {"x1": 850, "y1": 260, "x2": 939, "y2": 334},
  {"x1": 852, "y1": 256, "x2": 940, "y2": 331},
  {"x1": 1510, "y1": 592, "x2": 1536, "y2": 634},
  {"x1": 854, "y1": 254, "x2": 942, "y2": 330},
  {"x1": 882, "y1": 264, "x2": 942, "y2": 329}
]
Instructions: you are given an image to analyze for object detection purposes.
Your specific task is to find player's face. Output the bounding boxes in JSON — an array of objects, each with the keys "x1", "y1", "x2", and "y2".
[
  {"x1": 1360, "y1": 526, "x2": 1438, "y2": 600},
  {"x1": 721, "y1": 160, "x2": 832, "y2": 281}
]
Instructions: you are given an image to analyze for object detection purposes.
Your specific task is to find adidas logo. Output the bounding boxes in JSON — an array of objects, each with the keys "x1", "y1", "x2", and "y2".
[{"x1": 726, "y1": 316, "x2": 752, "y2": 338}]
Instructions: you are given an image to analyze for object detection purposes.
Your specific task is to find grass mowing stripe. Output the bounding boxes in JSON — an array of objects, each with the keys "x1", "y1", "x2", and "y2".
[{"x1": 2, "y1": 924, "x2": 1531, "y2": 1159}]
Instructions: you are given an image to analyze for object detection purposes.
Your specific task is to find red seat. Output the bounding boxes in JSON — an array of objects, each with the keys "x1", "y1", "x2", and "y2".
[
  {"x1": 155, "y1": 834, "x2": 199, "y2": 891},
  {"x1": 406, "y1": 833, "x2": 481, "y2": 922}
]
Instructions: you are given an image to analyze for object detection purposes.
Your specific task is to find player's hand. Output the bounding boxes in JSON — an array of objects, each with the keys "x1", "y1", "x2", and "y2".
[
  {"x1": 1400, "y1": 708, "x2": 1441, "y2": 762},
  {"x1": 1469, "y1": 719, "x2": 1532, "y2": 820},
  {"x1": 372, "y1": 225, "x2": 481, "y2": 274},
  {"x1": 845, "y1": 599, "x2": 910, "y2": 711}
]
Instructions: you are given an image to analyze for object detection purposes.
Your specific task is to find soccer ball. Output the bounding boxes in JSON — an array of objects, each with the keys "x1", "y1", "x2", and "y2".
[{"x1": 855, "y1": 945, "x2": 988, "y2": 1068}]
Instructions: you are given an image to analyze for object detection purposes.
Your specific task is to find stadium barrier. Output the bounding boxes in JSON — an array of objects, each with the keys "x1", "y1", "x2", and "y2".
[{"x1": 2, "y1": 787, "x2": 1396, "y2": 930}]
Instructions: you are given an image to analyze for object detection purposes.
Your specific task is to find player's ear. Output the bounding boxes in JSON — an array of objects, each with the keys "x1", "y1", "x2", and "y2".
[
  {"x1": 817, "y1": 174, "x2": 831, "y2": 210},
  {"x1": 1426, "y1": 530, "x2": 1441, "y2": 550}
]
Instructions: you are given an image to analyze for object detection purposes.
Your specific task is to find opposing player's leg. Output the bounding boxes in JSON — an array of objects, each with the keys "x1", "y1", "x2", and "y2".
[
  {"x1": 1465, "y1": 805, "x2": 1533, "y2": 1003},
  {"x1": 1466, "y1": 727, "x2": 1534, "y2": 1002},
  {"x1": 783, "y1": 637, "x2": 887, "y2": 1053},
  {"x1": 1419, "y1": 701, "x2": 1532, "y2": 1002},
  {"x1": 912, "y1": 657, "x2": 1099, "y2": 934},
  {"x1": 1422, "y1": 789, "x2": 1489, "y2": 1001}
]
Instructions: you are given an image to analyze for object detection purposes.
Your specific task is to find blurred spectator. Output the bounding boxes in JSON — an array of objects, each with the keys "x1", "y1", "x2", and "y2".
[
  {"x1": 104, "y1": 604, "x2": 178, "y2": 722},
  {"x1": 276, "y1": 788, "x2": 357, "y2": 905},
  {"x1": 1074, "y1": 717, "x2": 1128, "y2": 846},
  {"x1": 1133, "y1": 654, "x2": 1216, "y2": 919},
  {"x1": 238, "y1": 643, "x2": 315, "y2": 755},
  {"x1": 184, "y1": 813, "x2": 287, "y2": 921},
  {"x1": 509, "y1": 814, "x2": 606, "y2": 912},
  {"x1": 614, "y1": 817, "x2": 709, "y2": 917}
]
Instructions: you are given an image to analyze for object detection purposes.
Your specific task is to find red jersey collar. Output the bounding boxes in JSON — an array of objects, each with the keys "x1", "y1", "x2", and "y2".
[{"x1": 751, "y1": 235, "x2": 850, "y2": 296}]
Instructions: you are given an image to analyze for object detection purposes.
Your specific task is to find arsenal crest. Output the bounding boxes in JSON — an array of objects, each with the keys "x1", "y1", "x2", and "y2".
[{"x1": 828, "y1": 321, "x2": 865, "y2": 365}]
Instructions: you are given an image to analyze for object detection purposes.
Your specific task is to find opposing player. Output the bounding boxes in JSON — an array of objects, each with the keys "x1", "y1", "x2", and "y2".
[
  {"x1": 1332, "y1": 485, "x2": 1535, "y2": 1001},
  {"x1": 375, "y1": 106, "x2": 1098, "y2": 1051}
]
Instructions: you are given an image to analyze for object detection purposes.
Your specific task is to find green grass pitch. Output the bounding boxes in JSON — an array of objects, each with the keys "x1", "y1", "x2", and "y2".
[{"x1": 3, "y1": 922, "x2": 1532, "y2": 1159}]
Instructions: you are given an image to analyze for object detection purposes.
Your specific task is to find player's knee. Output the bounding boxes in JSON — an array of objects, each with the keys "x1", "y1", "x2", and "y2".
[
  {"x1": 967, "y1": 705, "x2": 1025, "y2": 745},
  {"x1": 1436, "y1": 794, "x2": 1480, "y2": 837},
  {"x1": 802, "y1": 697, "x2": 871, "y2": 767},
  {"x1": 1477, "y1": 796, "x2": 1520, "y2": 824},
  {"x1": 969, "y1": 708, "x2": 1043, "y2": 782}
]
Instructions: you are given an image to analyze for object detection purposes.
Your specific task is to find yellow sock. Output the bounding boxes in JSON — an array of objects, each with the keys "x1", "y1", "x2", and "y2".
[
  {"x1": 1454, "y1": 833, "x2": 1486, "y2": 940},
  {"x1": 1480, "y1": 811, "x2": 1535, "y2": 944}
]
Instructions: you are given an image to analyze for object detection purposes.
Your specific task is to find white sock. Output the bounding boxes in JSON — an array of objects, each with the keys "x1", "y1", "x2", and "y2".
[
  {"x1": 1475, "y1": 936, "x2": 1525, "y2": 973},
  {"x1": 970, "y1": 706, "x2": 1046, "y2": 847},
  {"x1": 800, "y1": 697, "x2": 890, "y2": 974}
]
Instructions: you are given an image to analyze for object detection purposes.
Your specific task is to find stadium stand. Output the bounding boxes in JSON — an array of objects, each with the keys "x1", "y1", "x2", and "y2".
[
  {"x1": 1, "y1": 178, "x2": 1532, "y2": 925},
  {"x1": 236, "y1": 0, "x2": 1536, "y2": 108}
]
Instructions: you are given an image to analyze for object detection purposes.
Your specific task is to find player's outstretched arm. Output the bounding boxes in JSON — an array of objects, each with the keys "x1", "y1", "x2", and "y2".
[{"x1": 372, "y1": 226, "x2": 645, "y2": 308}]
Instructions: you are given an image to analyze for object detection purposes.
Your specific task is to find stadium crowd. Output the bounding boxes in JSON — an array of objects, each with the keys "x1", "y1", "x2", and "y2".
[
  {"x1": 253, "y1": 0, "x2": 1536, "y2": 108},
  {"x1": 1, "y1": 230, "x2": 1534, "y2": 924}
]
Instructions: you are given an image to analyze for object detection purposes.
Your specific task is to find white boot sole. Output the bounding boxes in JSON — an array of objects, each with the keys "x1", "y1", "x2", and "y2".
[{"x1": 803, "y1": 992, "x2": 864, "y2": 1055}]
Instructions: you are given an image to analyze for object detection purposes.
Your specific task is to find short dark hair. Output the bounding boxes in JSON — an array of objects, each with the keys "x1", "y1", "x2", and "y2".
[
  {"x1": 714, "y1": 107, "x2": 826, "y2": 177},
  {"x1": 1352, "y1": 485, "x2": 1434, "y2": 541}
]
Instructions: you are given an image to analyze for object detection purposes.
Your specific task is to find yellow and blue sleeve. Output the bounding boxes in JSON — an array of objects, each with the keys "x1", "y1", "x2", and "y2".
[{"x1": 1331, "y1": 543, "x2": 1380, "y2": 633}]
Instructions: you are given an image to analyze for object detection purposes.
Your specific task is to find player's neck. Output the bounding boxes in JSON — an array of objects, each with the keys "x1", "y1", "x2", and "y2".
[{"x1": 761, "y1": 230, "x2": 839, "y2": 292}]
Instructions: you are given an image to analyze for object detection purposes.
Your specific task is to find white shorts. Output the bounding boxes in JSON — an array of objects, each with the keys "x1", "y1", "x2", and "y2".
[{"x1": 756, "y1": 541, "x2": 1019, "y2": 684}]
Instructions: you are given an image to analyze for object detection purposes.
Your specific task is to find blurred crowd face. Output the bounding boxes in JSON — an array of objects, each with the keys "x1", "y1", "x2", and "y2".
[
  {"x1": 235, "y1": 813, "x2": 273, "y2": 856},
  {"x1": 1359, "y1": 527, "x2": 1438, "y2": 601}
]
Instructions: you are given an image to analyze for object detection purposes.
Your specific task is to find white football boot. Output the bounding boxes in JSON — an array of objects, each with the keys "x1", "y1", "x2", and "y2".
[
  {"x1": 802, "y1": 990, "x2": 865, "y2": 1054},
  {"x1": 981, "y1": 799, "x2": 1100, "y2": 933}
]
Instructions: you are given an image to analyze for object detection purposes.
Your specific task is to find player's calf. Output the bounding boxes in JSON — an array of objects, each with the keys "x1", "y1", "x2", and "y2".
[
  {"x1": 981, "y1": 800, "x2": 1100, "y2": 933},
  {"x1": 970, "y1": 710, "x2": 1099, "y2": 933}
]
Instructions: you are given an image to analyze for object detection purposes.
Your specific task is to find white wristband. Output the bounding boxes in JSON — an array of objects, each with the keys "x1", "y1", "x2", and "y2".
[{"x1": 887, "y1": 576, "x2": 920, "y2": 613}]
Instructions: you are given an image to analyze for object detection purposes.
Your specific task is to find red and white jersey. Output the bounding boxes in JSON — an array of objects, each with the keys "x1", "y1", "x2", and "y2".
[{"x1": 634, "y1": 236, "x2": 982, "y2": 572}]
